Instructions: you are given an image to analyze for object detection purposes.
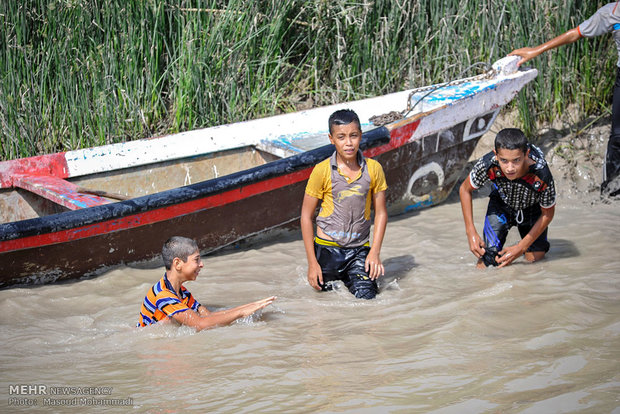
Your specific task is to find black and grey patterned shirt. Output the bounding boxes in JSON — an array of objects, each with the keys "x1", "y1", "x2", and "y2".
[{"x1": 469, "y1": 144, "x2": 556, "y2": 210}]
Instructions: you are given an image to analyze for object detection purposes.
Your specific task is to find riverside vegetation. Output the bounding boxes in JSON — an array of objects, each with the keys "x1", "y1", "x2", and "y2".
[{"x1": 0, "y1": 0, "x2": 615, "y2": 161}]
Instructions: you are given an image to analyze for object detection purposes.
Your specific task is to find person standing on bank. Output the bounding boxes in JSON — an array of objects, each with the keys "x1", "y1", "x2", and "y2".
[{"x1": 509, "y1": 2, "x2": 620, "y2": 198}]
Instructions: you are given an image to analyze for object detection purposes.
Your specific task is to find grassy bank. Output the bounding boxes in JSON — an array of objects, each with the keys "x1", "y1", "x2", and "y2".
[{"x1": 0, "y1": 0, "x2": 614, "y2": 160}]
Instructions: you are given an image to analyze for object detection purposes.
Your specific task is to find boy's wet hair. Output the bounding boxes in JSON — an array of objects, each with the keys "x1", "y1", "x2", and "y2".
[
  {"x1": 494, "y1": 128, "x2": 529, "y2": 153},
  {"x1": 328, "y1": 109, "x2": 361, "y2": 134},
  {"x1": 162, "y1": 236, "x2": 199, "y2": 270}
]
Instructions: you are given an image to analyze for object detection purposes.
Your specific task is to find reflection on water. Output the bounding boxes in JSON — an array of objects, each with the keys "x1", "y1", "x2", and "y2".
[{"x1": 1, "y1": 196, "x2": 619, "y2": 413}]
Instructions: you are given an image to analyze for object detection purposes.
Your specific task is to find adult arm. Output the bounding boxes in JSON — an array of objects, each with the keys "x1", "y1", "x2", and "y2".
[
  {"x1": 301, "y1": 194, "x2": 323, "y2": 290},
  {"x1": 459, "y1": 178, "x2": 486, "y2": 258},
  {"x1": 496, "y1": 205, "x2": 555, "y2": 267},
  {"x1": 172, "y1": 296, "x2": 277, "y2": 331},
  {"x1": 365, "y1": 190, "x2": 387, "y2": 280},
  {"x1": 509, "y1": 28, "x2": 581, "y2": 66}
]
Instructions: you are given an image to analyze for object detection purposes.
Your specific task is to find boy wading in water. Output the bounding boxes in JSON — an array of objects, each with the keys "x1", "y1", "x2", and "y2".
[
  {"x1": 137, "y1": 236, "x2": 276, "y2": 330},
  {"x1": 459, "y1": 129, "x2": 556, "y2": 268},
  {"x1": 301, "y1": 109, "x2": 388, "y2": 299}
]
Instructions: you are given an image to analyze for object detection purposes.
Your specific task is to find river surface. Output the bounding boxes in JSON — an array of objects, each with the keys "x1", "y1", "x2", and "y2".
[{"x1": 1, "y1": 194, "x2": 619, "y2": 413}]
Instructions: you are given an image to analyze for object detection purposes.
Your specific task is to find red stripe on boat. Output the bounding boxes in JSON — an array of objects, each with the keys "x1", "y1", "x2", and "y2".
[
  {"x1": 0, "y1": 168, "x2": 313, "y2": 253},
  {"x1": 0, "y1": 122, "x2": 413, "y2": 253},
  {"x1": 363, "y1": 119, "x2": 420, "y2": 158}
]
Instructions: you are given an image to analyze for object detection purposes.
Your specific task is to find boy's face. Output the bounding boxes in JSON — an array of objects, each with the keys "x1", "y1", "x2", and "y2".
[
  {"x1": 175, "y1": 250, "x2": 203, "y2": 281},
  {"x1": 494, "y1": 147, "x2": 530, "y2": 180},
  {"x1": 329, "y1": 122, "x2": 362, "y2": 164}
]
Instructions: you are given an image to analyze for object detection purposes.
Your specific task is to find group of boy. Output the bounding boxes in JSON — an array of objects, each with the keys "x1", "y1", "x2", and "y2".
[
  {"x1": 136, "y1": 110, "x2": 555, "y2": 330},
  {"x1": 136, "y1": 2, "x2": 618, "y2": 331}
]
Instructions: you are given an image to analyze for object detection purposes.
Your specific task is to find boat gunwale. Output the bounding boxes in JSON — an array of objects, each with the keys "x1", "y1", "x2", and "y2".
[{"x1": 0, "y1": 127, "x2": 391, "y2": 243}]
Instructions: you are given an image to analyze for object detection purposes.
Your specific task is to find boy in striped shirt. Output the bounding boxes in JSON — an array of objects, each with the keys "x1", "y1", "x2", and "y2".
[{"x1": 138, "y1": 236, "x2": 275, "y2": 330}]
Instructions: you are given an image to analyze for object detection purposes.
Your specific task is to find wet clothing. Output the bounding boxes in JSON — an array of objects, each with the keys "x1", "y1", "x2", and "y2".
[
  {"x1": 305, "y1": 151, "x2": 387, "y2": 247},
  {"x1": 137, "y1": 274, "x2": 201, "y2": 327},
  {"x1": 314, "y1": 237, "x2": 377, "y2": 299},
  {"x1": 578, "y1": 2, "x2": 620, "y2": 196},
  {"x1": 469, "y1": 145, "x2": 555, "y2": 267},
  {"x1": 469, "y1": 145, "x2": 556, "y2": 210},
  {"x1": 306, "y1": 151, "x2": 386, "y2": 298},
  {"x1": 481, "y1": 191, "x2": 550, "y2": 267}
]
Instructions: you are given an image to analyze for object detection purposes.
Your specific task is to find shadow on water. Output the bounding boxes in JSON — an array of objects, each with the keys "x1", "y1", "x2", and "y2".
[
  {"x1": 547, "y1": 238, "x2": 580, "y2": 261},
  {"x1": 378, "y1": 254, "x2": 417, "y2": 289}
]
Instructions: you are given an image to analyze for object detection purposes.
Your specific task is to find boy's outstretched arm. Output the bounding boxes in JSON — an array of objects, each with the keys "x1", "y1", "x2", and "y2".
[
  {"x1": 301, "y1": 194, "x2": 323, "y2": 290},
  {"x1": 509, "y1": 28, "x2": 581, "y2": 66},
  {"x1": 459, "y1": 178, "x2": 486, "y2": 259},
  {"x1": 172, "y1": 296, "x2": 277, "y2": 331},
  {"x1": 366, "y1": 190, "x2": 387, "y2": 280},
  {"x1": 497, "y1": 205, "x2": 555, "y2": 268}
]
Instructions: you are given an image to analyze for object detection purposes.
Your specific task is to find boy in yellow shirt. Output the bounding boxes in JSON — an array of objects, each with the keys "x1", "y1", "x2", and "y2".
[{"x1": 300, "y1": 109, "x2": 388, "y2": 299}]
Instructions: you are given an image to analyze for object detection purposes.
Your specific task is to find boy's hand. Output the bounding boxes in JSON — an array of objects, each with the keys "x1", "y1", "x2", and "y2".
[
  {"x1": 241, "y1": 296, "x2": 277, "y2": 317},
  {"x1": 365, "y1": 250, "x2": 384, "y2": 280},
  {"x1": 467, "y1": 232, "x2": 486, "y2": 258},
  {"x1": 307, "y1": 261, "x2": 323, "y2": 291},
  {"x1": 497, "y1": 244, "x2": 525, "y2": 268}
]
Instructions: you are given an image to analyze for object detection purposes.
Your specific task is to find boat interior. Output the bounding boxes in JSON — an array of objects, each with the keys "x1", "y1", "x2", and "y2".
[{"x1": 0, "y1": 144, "x2": 285, "y2": 224}]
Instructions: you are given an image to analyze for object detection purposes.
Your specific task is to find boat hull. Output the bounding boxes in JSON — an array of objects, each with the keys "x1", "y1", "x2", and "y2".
[
  {"x1": 0, "y1": 110, "x2": 494, "y2": 287},
  {"x1": 0, "y1": 56, "x2": 538, "y2": 287}
]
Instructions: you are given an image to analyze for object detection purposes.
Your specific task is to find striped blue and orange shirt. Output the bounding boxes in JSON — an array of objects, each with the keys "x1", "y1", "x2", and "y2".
[{"x1": 137, "y1": 274, "x2": 201, "y2": 327}]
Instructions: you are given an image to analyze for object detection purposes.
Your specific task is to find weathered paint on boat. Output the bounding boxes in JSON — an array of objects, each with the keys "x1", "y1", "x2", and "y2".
[{"x1": 0, "y1": 56, "x2": 537, "y2": 288}]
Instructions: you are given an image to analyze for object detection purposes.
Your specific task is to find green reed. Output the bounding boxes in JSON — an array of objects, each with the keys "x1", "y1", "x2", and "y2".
[{"x1": 0, "y1": 0, "x2": 613, "y2": 160}]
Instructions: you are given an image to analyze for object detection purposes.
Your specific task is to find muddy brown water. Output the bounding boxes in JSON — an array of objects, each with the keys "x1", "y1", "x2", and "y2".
[{"x1": 1, "y1": 192, "x2": 619, "y2": 413}]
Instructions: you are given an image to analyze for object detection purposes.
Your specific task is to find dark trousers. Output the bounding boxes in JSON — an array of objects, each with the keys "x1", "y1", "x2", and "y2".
[
  {"x1": 315, "y1": 241, "x2": 377, "y2": 299},
  {"x1": 481, "y1": 192, "x2": 550, "y2": 267},
  {"x1": 602, "y1": 66, "x2": 620, "y2": 197}
]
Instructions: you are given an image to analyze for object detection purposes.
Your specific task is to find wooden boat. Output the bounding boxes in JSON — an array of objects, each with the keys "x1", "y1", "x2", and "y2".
[{"x1": 0, "y1": 56, "x2": 536, "y2": 288}]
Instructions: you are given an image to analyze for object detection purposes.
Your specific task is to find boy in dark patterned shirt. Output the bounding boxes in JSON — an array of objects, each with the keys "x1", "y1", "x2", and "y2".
[{"x1": 459, "y1": 128, "x2": 556, "y2": 268}]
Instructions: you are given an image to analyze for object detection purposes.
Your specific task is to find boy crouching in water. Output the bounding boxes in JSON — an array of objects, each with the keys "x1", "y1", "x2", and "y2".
[
  {"x1": 138, "y1": 236, "x2": 276, "y2": 330},
  {"x1": 459, "y1": 128, "x2": 556, "y2": 268},
  {"x1": 301, "y1": 109, "x2": 388, "y2": 299}
]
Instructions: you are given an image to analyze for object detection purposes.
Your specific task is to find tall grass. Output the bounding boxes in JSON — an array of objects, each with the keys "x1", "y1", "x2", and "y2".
[{"x1": 0, "y1": 0, "x2": 613, "y2": 160}]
